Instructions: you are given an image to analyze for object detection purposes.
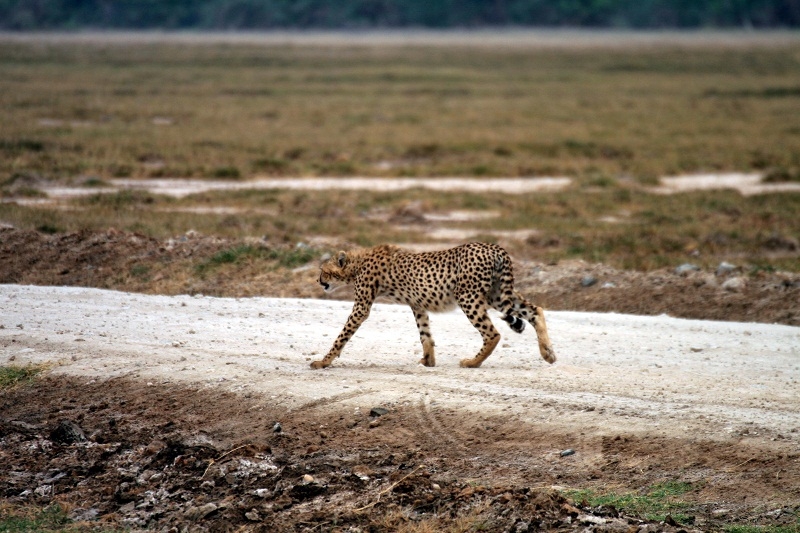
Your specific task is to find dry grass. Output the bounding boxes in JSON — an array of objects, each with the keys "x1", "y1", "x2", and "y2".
[
  {"x1": 1, "y1": 39, "x2": 800, "y2": 182},
  {"x1": 2, "y1": 183, "x2": 797, "y2": 272}
]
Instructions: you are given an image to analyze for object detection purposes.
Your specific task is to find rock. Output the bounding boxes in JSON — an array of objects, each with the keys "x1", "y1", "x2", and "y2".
[
  {"x1": 272, "y1": 422, "x2": 282, "y2": 434},
  {"x1": 183, "y1": 502, "x2": 218, "y2": 521},
  {"x1": 579, "y1": 514, "x2": 607, "y2": 525},
  {"x1": 245, "y1": 509, "x2": 261, "y2": 521},
  {"x1": 560, "y1": 448, "x2": 576, "y2": 457},
  {"x1": 675, "y1": 263, "x2": 700, "y2": 275},
  {"x1": 601, "y1": 282, "x2": 616, "y2": 289},
  {"x1": 763, "y1": 232, "x2": 798, "y2": 251},
  {"x1": 369, "y1": 419, "x2": 381, "y2": 428},
  {"x1": 580, "y1": 275, "x2": 598, "y2": 287},
  {"x1": 289, "y1": 480, "x2": 326, "y2": 500},
  {"x1": 69, "y1": 508, "x2": 99, "y2": 522},
  {"x1": 34, "y1": 484, "x2": 52, "y2": 498},
  {"x1": 302, "y1": 474, "x2": 315, "y2": 483},
  {"x1": 722, "y1": 277, "x2": 746, "y2": 292},
  {"x1": 370, "y1": 407, "x2": 389, "y2": 417},
  {"x1": 716, "y1": 261, "x2": 737, "y2": 276},
  {"x1": 49, "y1": 420, "x2": 86, "y2": 444}
]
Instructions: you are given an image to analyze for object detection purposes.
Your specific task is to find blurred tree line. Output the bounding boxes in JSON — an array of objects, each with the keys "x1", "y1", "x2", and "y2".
[{"x1": 1, "y1": 0, "x2": 799, "y2": 30}]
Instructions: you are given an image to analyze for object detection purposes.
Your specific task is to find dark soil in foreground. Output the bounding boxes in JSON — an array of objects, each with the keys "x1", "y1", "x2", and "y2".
[
  {"x1": 2, "y1": 377, "x2": 798, "y2": 532},
  {"x1": 1, "y1": 227, "x2": 799, "y2": 326}
]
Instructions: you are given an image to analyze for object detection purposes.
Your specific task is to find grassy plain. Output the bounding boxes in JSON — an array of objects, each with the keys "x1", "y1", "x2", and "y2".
[
  {"x1": 1, "y1": 34, "x2": 799, "y2": 271},
  {"x1": 2, "y1": 36, "x2": 800, "y2": 181}
]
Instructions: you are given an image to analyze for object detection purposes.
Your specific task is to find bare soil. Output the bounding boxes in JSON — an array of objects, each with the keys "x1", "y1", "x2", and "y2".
[{"x1": 0, "y1": 375, "x2": 797, "y2": 532}]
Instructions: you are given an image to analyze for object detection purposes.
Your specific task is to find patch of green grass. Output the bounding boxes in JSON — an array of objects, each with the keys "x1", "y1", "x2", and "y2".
[
  {"x1": 195, "y1": 244, "x2": 320, "y2": 274},
  {"x1": 0, "y1": 503, "x2": 123, "y2": 532},
  {"x1": 725, "y1": 525, "x2": 800, "y2": 533},
  {"x1": 0, "y1": 363, "x2": 48, "y2": 388},
  {"x1": 267, "y1": 246, "x2": 320, "y2": 269},
  {"x1": 196, "y1": 244, "x2": 260, "y2": 273},
  {"x1": 0, "y1": 504, "x2": 70, "y2": 532},
  {"x1": 129, "y1": 263, "x2": 150, "y2": 280},
  {"x1": 565, "y1": 480, "x2": 695, "y2": 523}
]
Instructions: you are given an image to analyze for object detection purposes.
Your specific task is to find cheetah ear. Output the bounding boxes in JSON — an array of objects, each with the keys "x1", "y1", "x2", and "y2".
[{"x1": 337, "y1": 251, "x2": 348, "y2": 268}]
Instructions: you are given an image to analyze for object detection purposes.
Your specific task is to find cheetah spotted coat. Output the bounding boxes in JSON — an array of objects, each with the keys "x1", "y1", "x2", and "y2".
[{"x1": 312, "y1": 242, "x2": 555, "y2": 369}]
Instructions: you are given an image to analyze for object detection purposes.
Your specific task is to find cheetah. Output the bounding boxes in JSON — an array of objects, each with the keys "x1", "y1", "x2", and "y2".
[{"x1": 312, "y1": 242, "x2": 555, "y2": 369}]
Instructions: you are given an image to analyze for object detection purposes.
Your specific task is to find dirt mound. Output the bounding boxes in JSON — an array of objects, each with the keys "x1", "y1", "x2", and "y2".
[
  {"x1": 3, "y1": 376, "x2": 797, "y2": 532},
  {"x1": 1, "y1": 227, "x2": 798, "y2": 325}
]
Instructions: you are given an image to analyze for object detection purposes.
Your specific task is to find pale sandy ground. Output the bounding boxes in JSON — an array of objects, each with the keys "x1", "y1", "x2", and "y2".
[
  {"x1": 2, "y1": 284, "x2": 798, "y2": 449},
  {"x1": 14, "y1": 173, "x2": 800, "y2": 206}
]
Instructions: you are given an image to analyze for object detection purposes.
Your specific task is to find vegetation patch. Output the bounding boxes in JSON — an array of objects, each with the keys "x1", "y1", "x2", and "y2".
[
  {"x1": 565, "y1": 480, "x2": 695, "y2": 523},
  {"x1": 0, "y1": 363, "x2": 48, "y2": 389},
  {"x1": 0, "y1": 504, "x2": 73, "y2": 532},
  {"x1": 195, "y1": 244, "x2": 320, "y2": 274}
]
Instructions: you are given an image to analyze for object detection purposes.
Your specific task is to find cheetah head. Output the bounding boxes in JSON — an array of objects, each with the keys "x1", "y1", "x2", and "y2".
[{"x1": 318, "y1": 251, "x2": 355, "y2": 293}]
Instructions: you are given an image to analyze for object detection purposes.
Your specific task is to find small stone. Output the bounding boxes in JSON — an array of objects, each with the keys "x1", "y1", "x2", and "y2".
[
  {"x1": 579, "y1": 514, "x2": 607, "y2": 525},
  {"x1": 302, "y1": 474, "x2": 314, "y2": 483},
  {"x1": 722, "y1": 277, "x2": 746, "y2": 292},
  {"x1": 245, "y1": 509, "x2": 261, "y2": 521},
  {"x1": 184, "y1": 502, "x2": 218, "y2": 521},
  {"x1": 560, "y1": 448, "x2": 576, "y2": 457},
  {"x1": 580, "y1": 276, "x2": 598, "y2": 287},
  {"x1": 369, "y1": 419, "x2": 381, "y2": 428},
  {"x1": 49, "y1": 420, "x2": 87, "y2": 444},
  {"x1": 370, "y1": 407, "x2": 389, "y2": 417},
  {"x1": 675, "y1": 263, "x2": 700, "y2": 275},
  {"x1": 252, "y1": 488, "x2": 271, "y2": 498},
  {"x1": 432, "y1": 483, "x2": 441, "y2": 491},
  {"x1": 716, "y1": 261, "x2": 737, "y2": 276},
  {"x1": 272, "y1": 422, "x2": 282, "y2": 434}
]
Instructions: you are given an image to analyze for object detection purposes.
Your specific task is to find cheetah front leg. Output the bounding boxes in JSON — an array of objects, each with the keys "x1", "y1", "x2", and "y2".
[
  {"x1": 457, "y1": 294, "x2": 501, "y2": 368},
  {"x1": 311, "y1": 300, "x2": 371, "y2": 369},
  {"x1": 412, "y1": 308, "x2": 436, "y2": 367}
]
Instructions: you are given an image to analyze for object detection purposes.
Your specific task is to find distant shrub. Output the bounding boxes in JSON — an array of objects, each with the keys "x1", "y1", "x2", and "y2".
[
  {"x1": 36, "y1": 224, "x2": 59, "y2": 234},
  {"x1": 212, "y1": 166, "x2": 242, "y2": 180},
  {"x1": 763, "y1": 168, "x2": 800, "y2": 183}
]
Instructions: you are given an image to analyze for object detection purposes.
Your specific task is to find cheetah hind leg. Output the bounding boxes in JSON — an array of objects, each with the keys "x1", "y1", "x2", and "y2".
[
  {"x1": 502, "y1": 314, "x2": 525, "y2": 334},
  {"x1": 500, "y1": 291, "x2": 556, "y2": 364}
]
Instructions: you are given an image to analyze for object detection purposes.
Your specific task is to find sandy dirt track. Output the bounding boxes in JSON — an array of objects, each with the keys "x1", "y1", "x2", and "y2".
[{"x1": 3, "y1": 284, "x2": 798, "y2": 444}]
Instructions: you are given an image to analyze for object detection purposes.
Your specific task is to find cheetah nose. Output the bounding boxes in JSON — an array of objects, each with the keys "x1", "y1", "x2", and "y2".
[{"x1": 321, "y1": 281, "x2": 330, "y2": 291}]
